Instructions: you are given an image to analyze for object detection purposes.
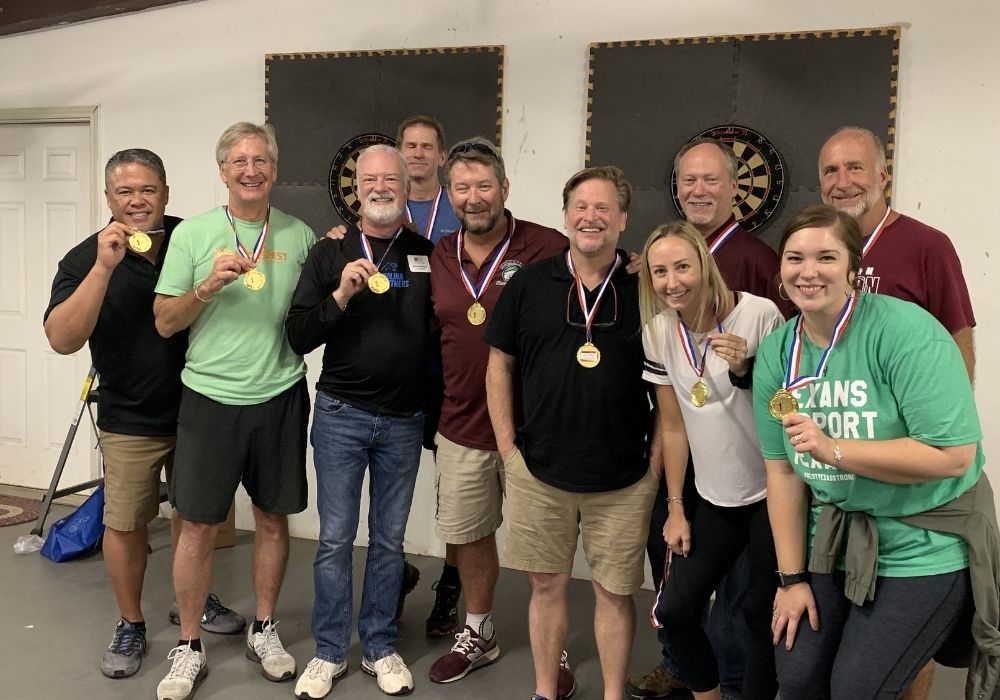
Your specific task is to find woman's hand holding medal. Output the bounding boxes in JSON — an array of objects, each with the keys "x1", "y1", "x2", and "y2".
[
  {"x1": 708, "y1": 332, "x2": 750, "y2": 376},
  {"x1": 781, "y1": 412, "x2": 838, "y2": 464}
]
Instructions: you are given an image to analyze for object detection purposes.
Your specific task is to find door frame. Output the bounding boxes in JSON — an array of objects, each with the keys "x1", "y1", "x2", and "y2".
[
  {"x1": 0, "y1": 106, "x2": 102, "y2": 481},
  {"x1": 0, "y1": 106, "x2": 101, "y2": 231}
]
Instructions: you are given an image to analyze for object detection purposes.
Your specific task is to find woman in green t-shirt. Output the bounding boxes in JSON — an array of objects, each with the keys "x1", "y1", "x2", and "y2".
[{"x1": 753, "y1": 204, "x2": 983, "y2": 699}]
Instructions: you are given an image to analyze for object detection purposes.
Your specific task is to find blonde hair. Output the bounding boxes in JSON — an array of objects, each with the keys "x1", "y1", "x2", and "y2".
[{"x1": 639, "y1": 220, "x2": 732, "y2": 346}]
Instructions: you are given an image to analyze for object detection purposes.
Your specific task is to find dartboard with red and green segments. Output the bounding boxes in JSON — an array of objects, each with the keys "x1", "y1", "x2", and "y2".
[
  {"x1": 671, "y1": 125, "x2": 784, "y2": 233},
  {"x1": 328, "y1": 133, "x2": 396, "y2": 225}
]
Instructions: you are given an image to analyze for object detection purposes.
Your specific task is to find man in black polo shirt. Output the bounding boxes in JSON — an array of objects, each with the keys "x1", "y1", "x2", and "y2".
[
  {"x1": 44, "y1": 149, "x2": 243, "y2": 681},
  {"x1": 485, "y1": 166, "x2": 658, "y2": 700},
  {"x1": 286, "y1": 144, "x2": 434, "y2": 699}
]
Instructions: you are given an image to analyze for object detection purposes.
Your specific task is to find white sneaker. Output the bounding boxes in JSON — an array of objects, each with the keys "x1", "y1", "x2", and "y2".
[
  {"x1": 156, "y1": 644, "x2": 207, "y2": 700},
  {"x1": 361, "y1": 651, "x2": 413, "y2": 695},
  {"x1": 294, "y1": 657, "x2": 348, "y2": 699},
  {"x1": 246, "y1": 617, "x2": 296, "y2": 681}
]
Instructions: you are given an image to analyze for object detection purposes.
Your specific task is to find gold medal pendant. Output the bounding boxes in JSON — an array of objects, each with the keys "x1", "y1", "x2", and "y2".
[
  {"x1": 576, "y1": 341, "x2": 601, "y2": 368},
  {"x1": 368, "y1": 272, "x2": 391, "y2": 294},
  {"x1": 467, "y1": 302, "x2": 487, "y2": 326},
  {"x1": 129, "y1": 231, "x2": 152, "y2": 253},
  {"x1": 691, "y1": 379, "x2": 709, "y2": 407},
  {"x1": 768, "y1": 389, "x2": 799, "y2": 421},
  {"x1": 243, "y1": 268, "x2": 266, "y2": 291}
]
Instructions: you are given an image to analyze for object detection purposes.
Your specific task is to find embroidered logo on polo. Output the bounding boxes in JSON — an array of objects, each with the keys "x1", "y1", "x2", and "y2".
[{"x1": 497, "y1": 260, "x2": 524, "y2": 285}]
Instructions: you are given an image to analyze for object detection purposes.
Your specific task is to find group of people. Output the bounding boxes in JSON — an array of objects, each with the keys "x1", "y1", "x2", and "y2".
[{"x1": 44, "y1": 114, "x2": 996, "y2": 700}]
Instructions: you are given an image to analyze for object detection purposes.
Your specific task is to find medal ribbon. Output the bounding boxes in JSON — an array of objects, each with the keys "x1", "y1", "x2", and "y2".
[
  {"x1": 359, "y1": 226, "x2": 403, "y2": 271},
  {"x1": 707, "y1": 220, "x2": 740, "y2": 256},
  {"x1": 225, "y1": 206, "x2": 270, "y2": 267},
  {"x1": 566, "y1": 250, "x2": 621, "y2": 343},
  {"x1": 405, "y1": 187, "x2": 445, "y2": 240},
  {"x1": 783, "y1": 291, "x2": 861, "y2": 392},
  {"x1": 677, "y1": 302, "x2": 724, "y2": 379},
  {"x1": 860, "y1": 206, "x2": 893, "y2": 258},
  {"x1": 457, "y1": 214, "x2": 515, "y2": 303}
]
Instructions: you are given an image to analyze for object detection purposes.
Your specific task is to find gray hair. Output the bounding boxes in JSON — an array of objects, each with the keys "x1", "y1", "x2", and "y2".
[
  {"x1": 104, "y1": 148, "x2": 166, "y2": 187},
  {"x1": 674, "y1": 138, "x2": 738, "y2": 182},
  {"x1": 819, "y1": 126, "x2": 887, "y2": 175},
  {"x1": 215, "y1": 122, "x2": 278, "y2": 166},
  {"x1": 355, "y1": 144, "x2": 410, "y2": 189}
]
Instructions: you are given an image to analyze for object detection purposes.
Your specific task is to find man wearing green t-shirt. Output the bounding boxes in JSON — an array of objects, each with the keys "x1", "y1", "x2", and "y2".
[{"x1": 151, "y1": 122, "x2": 315, "y2": 700}]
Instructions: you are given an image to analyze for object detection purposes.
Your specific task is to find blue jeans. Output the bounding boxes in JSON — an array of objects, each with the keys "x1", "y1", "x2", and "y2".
[{"x1": 309, "y1": 391, "x2": 424, "y2": 663}]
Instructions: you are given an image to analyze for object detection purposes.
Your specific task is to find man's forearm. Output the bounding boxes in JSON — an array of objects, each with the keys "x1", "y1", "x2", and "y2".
[
  {"x1": 154, "y1": 288, "x2": 209, "y2": 338},
  {"x1": 44, "y1": 266, "x2": 113, "y2": 354}
]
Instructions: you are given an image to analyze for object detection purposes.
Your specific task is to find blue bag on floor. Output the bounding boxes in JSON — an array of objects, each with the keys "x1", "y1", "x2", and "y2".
[{"x1": 40, "y1": 485, "x2": 105, "y2": 562}]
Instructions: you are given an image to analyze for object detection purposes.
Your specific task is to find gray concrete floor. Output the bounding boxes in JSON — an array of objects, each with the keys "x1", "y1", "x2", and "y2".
[{"x1": 1, "y1": 496, "x2": 967, "y2": 699}]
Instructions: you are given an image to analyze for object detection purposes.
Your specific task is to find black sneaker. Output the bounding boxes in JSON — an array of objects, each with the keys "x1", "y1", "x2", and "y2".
[
  {"x1": 395, "y1": 560, "x2": 421, "y2": 623},
  {"x1": 101, "y1": 619, "x2": 147, "y2": 678},
  {"x1": 425, "y1": 579, "x2": 462, "y2": 637}
]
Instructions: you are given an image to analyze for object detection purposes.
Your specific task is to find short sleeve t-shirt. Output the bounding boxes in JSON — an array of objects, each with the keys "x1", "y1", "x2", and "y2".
[
  {"x1": 155, "y1": 206, "x2": 315, "y2": 405},
  {"x1": 643, "y1": 293, "x2": 783, "y2": 506},
  {"x1": 407, "y1": 189, "x2": 461, "y2": 244},
  {"x1": 753, "y1": 293, "x2": 984, "y2": 577}
]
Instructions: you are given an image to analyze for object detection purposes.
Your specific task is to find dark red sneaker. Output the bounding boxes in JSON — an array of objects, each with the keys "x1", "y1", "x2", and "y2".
[
  {"x1": 557, "y1": 650, "x2": 576, "y2": 699},
  {"x1": 428, "y1": 625, "x2": 500, "y2": 683}
]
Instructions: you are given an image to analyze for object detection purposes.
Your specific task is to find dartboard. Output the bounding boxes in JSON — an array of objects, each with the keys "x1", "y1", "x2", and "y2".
[
  {"x1": 671, "y1": 125, "x2": 784, "y2": 233},
  {"x1": 329, "y1": 133, "x2": 396, "y2": 224}
]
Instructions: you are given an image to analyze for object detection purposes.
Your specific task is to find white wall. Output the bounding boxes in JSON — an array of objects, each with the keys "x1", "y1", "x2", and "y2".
[{"x1": 2, "y1": 0, "x2": 997, "y2": 580}]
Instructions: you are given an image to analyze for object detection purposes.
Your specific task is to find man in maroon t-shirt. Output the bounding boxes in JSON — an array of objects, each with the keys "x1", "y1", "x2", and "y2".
[
  {"x1": 819, "y1": 126, "x2": 977, "y2": 700},
  {"x1": 426, "y1": 138, "x2": 574, "y2": 694},
  {"x1": 819, "y1": 126, "x2": 975, "y2": 380}
]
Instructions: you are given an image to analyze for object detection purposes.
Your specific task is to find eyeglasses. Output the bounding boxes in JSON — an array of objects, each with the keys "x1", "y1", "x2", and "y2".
[
  {"x1": 225, "y1": 156, "x2": 273, "y2": 171},
  {"x1": 448, "y1": 141, "x2": 503, "y2": 164},
  {"x1": 565, "y1": 282, "x2": 619, "y2": 330}
]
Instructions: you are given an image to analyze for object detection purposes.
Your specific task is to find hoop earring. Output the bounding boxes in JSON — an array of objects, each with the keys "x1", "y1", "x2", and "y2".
[{"x1": 778, "y1": 282, "x2": 791, "y2": 301}]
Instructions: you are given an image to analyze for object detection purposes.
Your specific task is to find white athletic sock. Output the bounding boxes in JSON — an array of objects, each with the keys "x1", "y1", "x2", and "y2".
[{"x1": 466, "y1": 611, "x2": 493, "y2": 639}]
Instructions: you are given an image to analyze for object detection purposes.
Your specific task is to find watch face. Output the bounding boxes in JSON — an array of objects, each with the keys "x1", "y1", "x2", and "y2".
[
  {"x1": 671, "y1": 124, "x2": 785, "y2": 232},
  {"x1": 329, "y1": 133, "x2": 396, "y2": 225}
]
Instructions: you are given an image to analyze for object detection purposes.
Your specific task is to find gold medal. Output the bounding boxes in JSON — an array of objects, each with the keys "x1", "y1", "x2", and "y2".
[
  {"x1": 368, "y1": 272, "x2": 390, "y2": 294},
  {"x1": 243, "y1": 268, "x2": 266, "y2": 291},
  {"x1": 576, "y1": 341, "x2": 601, "y2": 368},
  {"x1": 128, "y1": 231, "x2": 152, "y2": 253},
  {"x1": 691, "y1": 379, "x2": 708, "y2": 407},
  {"x1": 467, "y1": 302, "x2": 487, "y2": 326},
  {"x1": 768, "y1": 389, "x2": 799, "y2": 421}
]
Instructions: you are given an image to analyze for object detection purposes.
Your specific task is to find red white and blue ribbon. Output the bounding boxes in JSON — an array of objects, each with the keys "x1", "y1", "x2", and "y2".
[
  {"x1": 707, "y1": 220, "x2": 740, "y2": 256},
  {"x1": 783, "y1": 291, "x2": 861, "y2": 392},
  {"x1": 677, "y1": 302, "x2": 723, "y2": 379},
  {"x1": 405, "y1": 186, "x2": 445, "y2": 240},
  {"x1": 225, "y1": 206, "x2": 270, "y2": 266},
  {"x1": 860, "y1": 206, "x2": 893, "y2": 258},
  {"x1": 359, "y1": 226, "x2": 404, "y2": 270},
  {"x1": 566, "y1": 250, "x2": 621, "y2": 343},
  {"x1": 457, "y1": 215, "x2": 514, "y2": 304}
]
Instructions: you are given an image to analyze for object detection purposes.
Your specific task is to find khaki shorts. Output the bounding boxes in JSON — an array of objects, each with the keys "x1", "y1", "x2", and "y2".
[
  {"x1": 100, "y1": 432, "x2": 175, "y2": 532},
  {"x1": 434, "y1": 432, "x2": 505, "y2": 544},
  {"x1": 504, "y1": 447, "x2": 658, "y2": 596}
]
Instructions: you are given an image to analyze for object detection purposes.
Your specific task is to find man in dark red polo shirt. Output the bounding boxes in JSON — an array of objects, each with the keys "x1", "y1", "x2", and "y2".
[{"x1": 426, "y1": 138, "x2": 574, "y2": 696}]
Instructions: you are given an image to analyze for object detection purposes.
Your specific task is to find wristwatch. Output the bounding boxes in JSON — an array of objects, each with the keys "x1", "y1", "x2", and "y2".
[{"x1": 777, "y1": 570, "x2": 811, "y2": 587}]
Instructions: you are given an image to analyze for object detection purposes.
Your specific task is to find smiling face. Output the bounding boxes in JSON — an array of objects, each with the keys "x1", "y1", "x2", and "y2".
[
  {"x1": 357, "y1": 149, "x2": 407, "y2": 226},
  {"x1": 675, "y1": 142, "x2": 738, "y2": 234},
  {"x1": 447, "y1": 160, "x2": 509, "y2": 236},
  {"x1": 105, "y1": 162, "x2": 168, "y2": 231},
  {"x1": 779, "y1": 225, "x2": 856, "y2": 319},
  {"x1": 818, "y1": 130, "x2": 888, "y2": 225},
  {"x1": 563, "y1": 177, "x2": 627, "y2": 258},
  {"x1": 219, "y1": 134, "x2": 275, "y2": 211},
  {"x1": 398, "y1": 124, "x2": 446, "y2": 183},
  {"x1": 647, "y1": 235, "x2": 705, "y2": 322}
]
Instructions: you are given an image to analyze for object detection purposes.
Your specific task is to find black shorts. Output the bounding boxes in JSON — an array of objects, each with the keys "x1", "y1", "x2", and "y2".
[{"x1": 171, "y1": 379, "x2": 310, "y2": 523}]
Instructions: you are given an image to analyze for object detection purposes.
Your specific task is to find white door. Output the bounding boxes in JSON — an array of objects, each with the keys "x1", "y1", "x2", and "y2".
[{"x1": 0, "y1": 122, "x2": 95, "y2": 490}]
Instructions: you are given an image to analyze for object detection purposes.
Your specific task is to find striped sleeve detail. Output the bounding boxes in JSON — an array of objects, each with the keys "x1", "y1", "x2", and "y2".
[{"x1": 644, "y1": 358, "x2": 668, "y2": 378}]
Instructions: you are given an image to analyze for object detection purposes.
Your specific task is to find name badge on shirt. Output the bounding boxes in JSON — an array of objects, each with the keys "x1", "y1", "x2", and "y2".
[{"x1": 407, "y1": 255, "x2": 431, "y2": 273}]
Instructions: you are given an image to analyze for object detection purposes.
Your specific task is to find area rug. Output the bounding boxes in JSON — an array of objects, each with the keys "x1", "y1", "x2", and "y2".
[{"x1": 0, "y1": 495, "x2": 41, "y2": 527}]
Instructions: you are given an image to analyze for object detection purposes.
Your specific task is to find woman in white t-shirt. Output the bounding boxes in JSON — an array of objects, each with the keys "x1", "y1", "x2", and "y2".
[{"x1": 638, "y1": 220, "x2": 783, "y2": 700}]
